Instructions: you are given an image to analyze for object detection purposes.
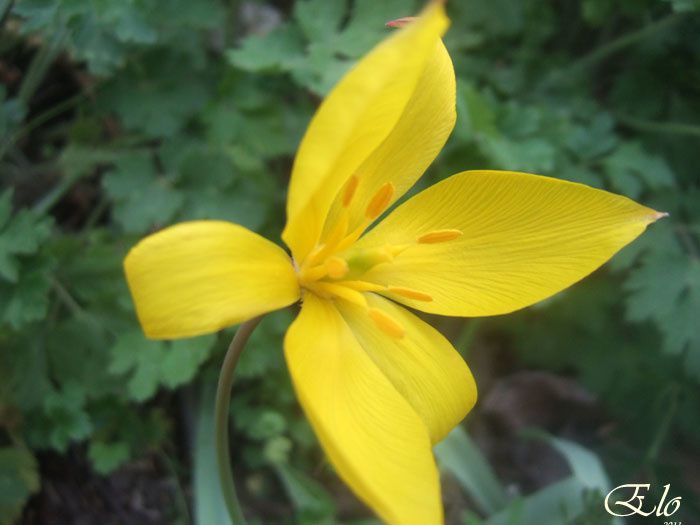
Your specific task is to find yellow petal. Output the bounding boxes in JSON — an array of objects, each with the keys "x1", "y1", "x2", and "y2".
[
  {"x1": 124, "y1": 221, "x2": 299, "y2": 339},
  {"x1": 285, "y1": 294, "x2": 442, "y2": 524},
  {"x1": 355, "y1": 171, "x2": 664, "y2": 316},
  {"x1": 337, "y1": 294, "x2": 477, "y2": 444},
  {"x1": 283, "y1": 2, "x2": 450, "y2": 261}
]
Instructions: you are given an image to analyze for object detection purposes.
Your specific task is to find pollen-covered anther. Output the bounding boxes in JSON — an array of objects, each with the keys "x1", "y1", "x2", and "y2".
[
  {"x1": 368, "y1": 308, "x2": 405, "y2": 339},
  {"x1": 417, "y1": 229, "x2": 463, "y2": 244},
  {"x1": 387, "y1": 286, "x2": 433, "y2": 302},
  {"x1": 325, "y1": 256, "x2": 349, "y2": 279},
  {"x1": 342, "y1": 175, "x2": 360, "y2": 208},
  {"x1": 365, "y1": 182, "x2": 395, "y2": 220}
]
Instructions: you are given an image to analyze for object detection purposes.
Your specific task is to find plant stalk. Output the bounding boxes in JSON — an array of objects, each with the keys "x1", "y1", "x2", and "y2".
[{"x1": 214, "y1": 316, "x2": 262, "y2": 525}]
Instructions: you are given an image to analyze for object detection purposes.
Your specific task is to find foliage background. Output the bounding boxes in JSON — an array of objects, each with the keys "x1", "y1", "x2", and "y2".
[{"x1": 1, "y1": 0, "x2": 699, "y2": 523}]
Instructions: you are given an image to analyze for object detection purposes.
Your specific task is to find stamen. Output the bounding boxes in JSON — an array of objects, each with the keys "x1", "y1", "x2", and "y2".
[
  {"x1": 340, "y1": 280, "x2": 385, "y2": 293},
  {"x1": 368, "y1": 308, "x2": 405, "y2": 339},
  {"x1": 313, "y1": 282, "x2": 367, "y2": 308},
  {"x1": 303, "y1": 243, "x2": 328, "y2": 268},
  {"x1": 387, "y1": 286, "x2": 433, "y2": 302},
  {"x1": 342, "y1": 175, "x2": 360, "y2": 207},
  {"x1": 417, "y1": 229, "x2": 463, "y2": 244},
  {"x1": 299, "y1": 264, "x2": 328, "y2": 283},
  {"x1": 365, "y1": 182, "x2": 395, "y2": 220},
  {"x1": 334, "y1": 219, "x2": 371, "y2": 253},
  {"x1": 325, "y1": 256, "x2": 349, "y2": 279},
  {"x1": 323, "y1": 209, "x2": 349, "y2": 250}
]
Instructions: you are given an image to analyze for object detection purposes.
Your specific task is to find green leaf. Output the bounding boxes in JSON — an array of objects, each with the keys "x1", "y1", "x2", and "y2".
[
  {"x1": 226, "y1": 24, "x2": 305, "y2": 73},
  {"x1": 41, "y1": 382, "x2": 93, "y2": 451},
  {"x1": 484, "y1": 477, "x2": 587, "y2": 525},
  {"x1": 435, "y1": 426, "x2": 509, "y2": 515},
  {"x1": 161, "y1": 335, "x2": 215, "y2": 388},
  {"x1": 521, "y1": 430, "x2": 611, "y2": 492},
  {"x1": 664, "y1": 0, "x2": 700, "y2": 12},
  {"x1": 274, "y1": 463, "x2": 336, "y2": 520},
  {"x1": 602, "y1": 142, "x2": 675, "y2": 198},
  {"x1": 0, "y1": 259, "x2": 52, "y2": 329},
  {"x1": 109, "y1": 329, "x2": 215, "y2": 401},
  {"x1": 294, "y1": 0, "x2": 347, "y2": 43},
  {"x1": 0, "y1": 191, "x2": 52, "y2": 282},
  {"x1": 88, "y1": 440, "x2": 130, "y2": 475},
  {"x1": 247, "y1": 410, "x2": 287, "y2": 440},
  {"x1": 109, "y1": 330, "x2": 167, "y2": 401},
  {"x1": 193, "y1": 381, "x2": 231, "y2": 525},
  {"x1": 98, "y1": 53, "x2": 211, "y2": 137},
  {"x1": 0, "y1": 445, "x2": 39, "y2": 525},
  {"x1": 624, "y1": 232, "x2": 700, "y2": 377},
  {"x1": 103, "y1": 152, "x2": 183, "y2": 234}
]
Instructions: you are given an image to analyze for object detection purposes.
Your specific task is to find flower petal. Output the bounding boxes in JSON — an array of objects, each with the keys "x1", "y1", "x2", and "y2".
[
  {"x1": 322, "y1": 40, "x2": 456, "y2": 241},
  {"x1": 355, "y1": 170, "x2": 664, "y2": 316},
  {"x1": 285, "y1": 294, "x2": 442, "y2": 524},
  {"x1": 124, "y1": 221, "x2": 299, "y2": 339},
  {"x1": 336, "y1": 293, "x2": 476, "y2": 444},
  {"x1": 283, "y1": 2, "x2": 450, "y2": 261}
]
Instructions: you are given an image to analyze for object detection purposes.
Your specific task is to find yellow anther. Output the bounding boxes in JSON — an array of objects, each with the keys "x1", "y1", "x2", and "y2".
[
  {"x1": 365, "y1": 182, "x2": 395, "y2": 220},
  {"x1": 342, "y1": 175, "x2": 360, "y2": 207},
  {"x1": 325, "y1": 256, "x2": 349, "y2": 279},
  {"x1": 368, "y1": 308, "x2": 405, "y2": 339},
  {"x1": 417, "y1": 229, "x2": 463, "y2": 244},
  {"x1": 313, "y1": 282, "x2": 367, "y2": 307},
  {"x1": 387, "y1": 286, "x2": 433, "y2": 302}
]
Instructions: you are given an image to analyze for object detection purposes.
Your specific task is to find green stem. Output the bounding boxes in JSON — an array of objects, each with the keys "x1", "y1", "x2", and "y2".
[
  {"x1": 615, "y1": 113, "x2": 700, "y2": 138},
  {"x1": 539, "y1": 13, "x2": 683, "y2": 89},
  {"x1": 215, "y1": 316, "x2": 262, "y2": 525}
]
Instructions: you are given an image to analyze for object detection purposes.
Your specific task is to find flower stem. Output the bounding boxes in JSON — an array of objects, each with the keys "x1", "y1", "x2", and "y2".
[{"x1": 215, "y1": 316, "x2": 262, "y2": 525}]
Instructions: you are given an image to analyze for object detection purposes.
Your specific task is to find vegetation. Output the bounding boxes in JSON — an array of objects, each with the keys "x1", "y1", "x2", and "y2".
[{"x1": 1, "y1": 0, "x2": 698, "y2": 523}]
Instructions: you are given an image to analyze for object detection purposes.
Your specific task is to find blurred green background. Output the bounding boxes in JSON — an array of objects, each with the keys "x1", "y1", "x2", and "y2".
[{"x1": 1, "y1": 0, "x2": 699, "y2": 524}]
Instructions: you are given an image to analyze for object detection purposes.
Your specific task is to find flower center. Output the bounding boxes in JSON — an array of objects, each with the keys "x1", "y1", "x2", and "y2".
[{"x1": 294, "y1": 175, "x2": 462, "y2": 339}]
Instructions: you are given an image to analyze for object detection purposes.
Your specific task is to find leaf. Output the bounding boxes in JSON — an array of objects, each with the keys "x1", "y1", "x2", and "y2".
[
  {"x1": 88, "y1": 440, "x2": 130, "y2": 475},
  {"x1": 103, "y1": 152, "x2": 183, "y2": 234},
  {"x1": 664, "y1": 0, "x2": 700, "y2": 12},
  {"x1": 226, "y1": 24, "x2": 305, "y2": 73},
  {"x1": 0, "y1": 191, "x2": 52, "y2": 282},
  {"x1": 98, "y1": 53, "x2": 211, "y2": 137},
  {"x1": 274, "y1": 463, "x2": 336, "y2": 520},
  {"x1": 109, "y1": 329, "x2": 215, "y2": 401},
  {"x1": 161, "y1": 335, "x2": 215, "y2": 388},
  {"x1": 228, "y1": 0, "x2": 417, "y2": 94},
  {"x1": 0, "y1": 258, "x2": 53, "y2": 329},
  {"x1": 624, "y1": 233, "x2": 700, "y2": 377},
  {"x1": 0, "y1": 445, "x2": 39, "y2": 525},
  {"x1": 602, "y1": 142, "x2": 675, "y2": 198},
  {"x1": 247, "y1": 410, "x2": 287, "y2": 440},
  {"x1": 521, "y1": 429, "x2": 611, "y2": 492},
  {"x1": 193, "y1": 381, "x2": 231, "y2": 525},
  {"x1": 483, "y1": 477, "x2": 587, "y2": 525},
  {"x1": 41, "y1": 382, "x2": 93, "y2": 451},
  {"x1": 435, "y1": 426, "x2": 509, "y2": 515},
  {"x1": 294, "y1": 0, "x2": 347, "y2": 43}
]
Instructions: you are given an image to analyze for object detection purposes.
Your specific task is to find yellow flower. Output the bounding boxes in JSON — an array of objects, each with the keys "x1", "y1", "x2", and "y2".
[{"x1": 124, "y1": 3, "x2": 663, "y2": 524}]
